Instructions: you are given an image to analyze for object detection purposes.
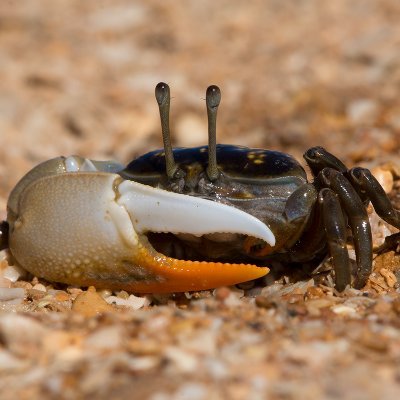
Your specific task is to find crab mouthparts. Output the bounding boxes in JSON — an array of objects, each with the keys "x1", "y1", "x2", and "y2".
[{"x1": 116, "y1": 180, "x2": 273, "y2": 292}]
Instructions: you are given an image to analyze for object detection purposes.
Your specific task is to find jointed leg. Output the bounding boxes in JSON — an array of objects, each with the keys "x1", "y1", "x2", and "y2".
[
  {"x1": 318, "y1": 168, "x2": 372, "y2": 289},
  {"x1": 304, "y1": 146, "x2": 400, "y2": 289},
  {"x1": 304, "y1": 147, "x2": 369, "y2": 203},
  {"x1": 304, "y1": 146, "x2": 348, "y2": 177},
  {"x1": 350, "y1": 167, "x2": 400, "y2": 229},
  {"x1": 318, "y1": 188, "x2": 351, "y2": 291}
]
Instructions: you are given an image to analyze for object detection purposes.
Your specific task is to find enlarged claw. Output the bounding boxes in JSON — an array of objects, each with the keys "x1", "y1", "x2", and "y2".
[{"x1": 7, "y1": 160, "x2": 273, "y2": 293}]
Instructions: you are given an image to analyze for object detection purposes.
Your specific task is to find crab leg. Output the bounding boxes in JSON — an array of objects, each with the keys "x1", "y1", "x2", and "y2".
[
  {"x1": 319, "y1": 188, "x2": 351, "y2": 291},
  {"x1": 350, "y1": 167, "x2": 400, "y2": 229},
  {"x1": 320, "y1": 168, "x2": 372, "y2": 288}
]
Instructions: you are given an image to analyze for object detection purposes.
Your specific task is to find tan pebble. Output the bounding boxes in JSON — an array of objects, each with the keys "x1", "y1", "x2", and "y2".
[
  {"x1": 286, "y1": 302, "x2": 308, "y2": 315},
  {"x1": 169, "y1": 320, "x2": 196, "y2": 335},
  {"x1": 84, "y1": 325, "x2": 124, "y2": 351},
  {"x1": 214, "y1": 287, "x2": 231, "y2": 301},
  {"x1": 224, "y1": 292, "x2": 244, "y2": 307},
  {"x1": 0, "y1": 349, "x2": 29, "y2": 372},
  {"x1": 72, "y1": 289, "x2": 115, "y2": 317},
  {"x1": 373, "y1": 300, "x2": 393, "y2": 314},
  {"x1": 371, "y1": 167, "x2": 394, "y2": 194},
  {"x1": 305, "y1": 298, "x2": 333, "y2": 309},
  {"x1": 54, "y1": 292, "x2": 70, "y2": 302},
  {"x1": 13, "y1": 281, "x2": 32, "y2": 290},
  {"x1": 368, "y1": 273, "x2": 389, "y2": 292},
  {"x1": 284, "y1": 293, "x2": 304, "y2": 304},
  {"x1": 0, "y1": 314, "x2": 48, "y2": 357},
  {"x1": 37, "y1": 294, "x2": 56, "y2": 309},
  {"x1": 255, "y1": 296, "x2": 277, "y2": 309},
  {"x1": 117, "y1": 290, "x2": 129, "y2": 299},
  {"x1": 164, "y1": 346, "x2": 199, "y2": 373},
  {"x1": 127, "y1": 339, "x2": 162, "y2": 355},
  {"x1": 331, "y1": 305, "x2": 357, "y2": 316},
  {"x1": 305, "y1": 304, "x2": 321, "y2": 317},
  {"x1": 380, "y1": 268, "x2": 397, "y2": 288},
  {"x1": 305, "y1": 286, "x2": 325, "y2": 300},
  {"x1": 32, "y1": 283, "x2": 47, "y2": 292},
  {"x1": 27, "y1": 289, "x2": 47, "y2": 301},
  {"x1": 42, "y1": 331, "x2": 79, "y2": 355},
  {"x1": 129, "y1": 356, "x2": 160, "y2": 372},
  {"x1": 67, "y1": 287, "x2": 83, "y2": 296},
  {"x1": 357, "y1": 331, "x2": 389, "y2": 352}
]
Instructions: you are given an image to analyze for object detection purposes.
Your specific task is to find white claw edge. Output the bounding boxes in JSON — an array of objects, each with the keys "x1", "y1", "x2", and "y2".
[{"x1": 117, "y1": 180, "x2": 276, "y2": 246}]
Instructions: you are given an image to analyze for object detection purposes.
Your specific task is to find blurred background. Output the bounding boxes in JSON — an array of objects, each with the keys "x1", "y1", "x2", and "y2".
[{"x1": 1, "y1": 0, "x2": 400, "y2": 208}]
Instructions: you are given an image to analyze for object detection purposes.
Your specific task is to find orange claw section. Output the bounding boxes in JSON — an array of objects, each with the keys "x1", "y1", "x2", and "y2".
[{"x1": 128, "y1": 238, "x2": 270, "y2": 293}]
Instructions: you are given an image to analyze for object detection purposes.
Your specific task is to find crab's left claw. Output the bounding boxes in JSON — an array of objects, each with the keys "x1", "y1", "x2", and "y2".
[{"x1": 8, "y1": 172, "x2": 273, "y2": 293}]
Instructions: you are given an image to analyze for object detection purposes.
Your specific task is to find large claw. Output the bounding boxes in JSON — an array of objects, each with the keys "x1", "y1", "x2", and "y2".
[{"x1": 8, "y1": 166, "x2": 273, "y2": 293}]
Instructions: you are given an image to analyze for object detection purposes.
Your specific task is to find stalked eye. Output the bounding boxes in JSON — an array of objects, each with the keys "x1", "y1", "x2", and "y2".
[
  {"x1": 206, "y1": 85, "x2": 221, "y2": 182},
  {"x1": 155, "y1": 82, "x2": 177, "y2": 179},
  {"x1": 154, "y1": 82, "x2": 224, "y2": 183}
]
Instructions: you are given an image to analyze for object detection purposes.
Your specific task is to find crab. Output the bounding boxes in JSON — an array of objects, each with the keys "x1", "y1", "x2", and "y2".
[{"x1": 1, "y1": 83, "x2": 399, "y2": 293}]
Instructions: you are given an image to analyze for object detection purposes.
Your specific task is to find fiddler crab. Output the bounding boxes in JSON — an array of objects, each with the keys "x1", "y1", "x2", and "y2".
[{"x1": 1, "y1": 83, "x2": 399, "y2": 293}]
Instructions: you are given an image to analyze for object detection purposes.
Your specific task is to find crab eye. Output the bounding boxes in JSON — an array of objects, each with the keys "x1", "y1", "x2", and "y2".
[
  {"x1": 155, "y1": 82, "x2": 178, "y2": 179},
  {"x1": 155, "y1": 82, "x2": 170, "y2": 106},
  {"x1": 206, "y1": 85, "x2": 221, "y2": 181},
  {"x1": 206, "y1": 85, "x2": 221, "y2": 109}
]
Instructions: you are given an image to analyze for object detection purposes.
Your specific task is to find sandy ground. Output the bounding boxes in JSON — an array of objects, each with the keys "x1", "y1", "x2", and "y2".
[{"x1": 0, "y1": 1, "x2": 400, "y2": 399}]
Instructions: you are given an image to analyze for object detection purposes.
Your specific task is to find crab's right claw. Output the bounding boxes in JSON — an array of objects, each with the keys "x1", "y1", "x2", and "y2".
[{"x1": 8, "y1": 172, "x2": 273, "y2": 293}]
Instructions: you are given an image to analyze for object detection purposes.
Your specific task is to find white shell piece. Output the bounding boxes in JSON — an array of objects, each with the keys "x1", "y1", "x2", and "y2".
[
  {"x1": 79, "y1": 158, "x2": 98, "y2": 172},
  {"x1": 2, "y1": 265, "x2": 25, "y2": 283},
  {"x1": 117, "y1": 180, "x2": 276, "y2": 246},
  {"x1": 64, "y1": 157, "x2": 99, "y2": 172},
  {"x1": 65, "y1": 156, "x2": 80, "y2": 172}
]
